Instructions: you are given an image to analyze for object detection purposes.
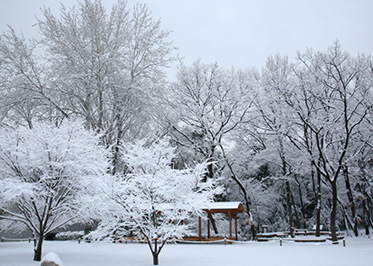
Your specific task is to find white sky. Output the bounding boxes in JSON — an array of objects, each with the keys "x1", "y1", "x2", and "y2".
[{"x1": 1, "y1": 0, "x2": 373, "y2": 80}]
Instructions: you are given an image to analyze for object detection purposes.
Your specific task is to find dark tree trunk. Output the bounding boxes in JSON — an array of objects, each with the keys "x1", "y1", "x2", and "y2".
[
  {"x1": 250, "y1": 223, "x2": 257, "y2": 240},
  {"x1": 33, "y1": 234, "x2": 44, "y2": 261},
  {"x1": 152, "y1": 238, "x2": 160, "y2": 265},
  {"x1": 244, "y1": 200, "x2": 257, "y2": 240},
  {"x1": 97, "y1": 78, "x2": 104, "y2": 131},
  {"x1": 330, "y1": 181, "x2": 338, "y2": 243},
  {"x1": 222, "y1": 142, "x2": 256, "y2": 240},
  {"x1": 112, "y1": 129, "x2": 123, "y2": 175},
  {"x1": 311, "y1": 163, "x2": 316, "y2": 198},
  {"x1": 343, "y1": 166, "x2": 358, "y2": 237},
  {"x1": 315, "y1": 167, "x2": 322, "y2": 237},
  {"x1": 206, "y1": 146, "x2": 215, "y2": 180},
  {"x1": 295, "y1": 176, "x2": 307, "y2": 229},
  {"x1": 362, "y1": 198, "x2": 370, "y2": 235},
  {"x1": 286, "y1": 180, "x2": 295, "y2": 237},
  {"x1": 149, "y1": 238, "x2": 166, "y2": 266},
  {"x1": 290, "y1": 188, "x2": 301, "y2": 229},
  {"x1": 152, "y1": 252, "x2": 159, "y2": 265},
  {"x1": 208, "y1": 213, "x2": 219, "y2": 234}
]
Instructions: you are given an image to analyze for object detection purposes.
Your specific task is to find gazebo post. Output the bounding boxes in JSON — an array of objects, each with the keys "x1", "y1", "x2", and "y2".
[
  {"x1": 234, "y1": 213, "x2": 238, "y2": 240},
  {"x1": 207, "y1": 212, "x2": 211, "y2": 239},
  {"x1": 198, "y1": 216, "x2": 202, "y2": 240},
  {"x1": 228, "y1": 212, "x2": 232, "y2": 240}
]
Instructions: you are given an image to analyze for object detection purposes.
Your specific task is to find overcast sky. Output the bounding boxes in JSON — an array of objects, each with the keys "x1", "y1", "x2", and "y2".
[{"x1": 1, "y1": 0, "x2": 373, "y2": 79}]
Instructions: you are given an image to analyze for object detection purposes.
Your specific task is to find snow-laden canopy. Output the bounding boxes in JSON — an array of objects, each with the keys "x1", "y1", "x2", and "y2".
[{"x1": 203, "y1": 202, "x2": 244, "y2": 213}]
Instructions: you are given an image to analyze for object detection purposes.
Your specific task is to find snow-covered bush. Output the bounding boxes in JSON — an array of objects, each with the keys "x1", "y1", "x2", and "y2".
[
  {"x1": 41, "y1": 252, "x2": 64, "y2": 266},
  {"x1": 55, "y1": 231, "x2": 84, "y2": 241}
]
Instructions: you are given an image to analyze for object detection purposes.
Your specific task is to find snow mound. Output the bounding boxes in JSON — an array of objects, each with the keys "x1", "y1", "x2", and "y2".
[{"x1": 41, "y1": 252, "x2": 64, "y2": 266}]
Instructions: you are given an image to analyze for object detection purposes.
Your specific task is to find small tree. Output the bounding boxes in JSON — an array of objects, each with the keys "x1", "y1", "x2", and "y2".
[
  {"x1": 89, "y1": 139, "x2": 219, "y2": 265},
  {"x1": 0, "y1": 120, "x2": 109, "y2": 261}
]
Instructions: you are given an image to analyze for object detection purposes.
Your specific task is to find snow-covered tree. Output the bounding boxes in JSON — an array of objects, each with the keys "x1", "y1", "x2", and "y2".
[
  {"x1": 0, "y1": 28, "x2": 68, "y2": 127},
  {"x1": 254, "y1": 54, "x2": 309, "y2": 236},
  {"x1": 164, "y1": 61, "x2": 258, "y2": 236},
  {"x1": 166, "y1": 61, "x2": 255, "y2": 178},
  {"x1": 291, "y1": 43, "x2": 372, "y2": 242},
  {"x1": 38, "y1": 0, "x2": 174, "y2": 152},
  {"x1": 0, "y1": 120, "x2": 110, "y2": 261},
  {"x1": 0, "y1": 0, "x2": 175, "y2": 172},
  {"x1": 88, "y1": 139, "x2": 219, "y2": 265}
]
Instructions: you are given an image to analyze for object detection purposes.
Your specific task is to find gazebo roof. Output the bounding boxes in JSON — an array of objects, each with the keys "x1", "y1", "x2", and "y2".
[{"x1": 203, "y1": 201, "x2": 244, "y2": 214}]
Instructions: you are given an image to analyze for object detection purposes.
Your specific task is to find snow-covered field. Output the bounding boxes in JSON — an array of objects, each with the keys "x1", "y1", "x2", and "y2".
[{"x1": 1, "y1": 237, "x2": 372, "y2": 266}]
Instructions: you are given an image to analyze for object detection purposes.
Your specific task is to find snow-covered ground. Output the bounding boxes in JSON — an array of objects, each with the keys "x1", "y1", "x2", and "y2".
[{"x1": 1, "y1": 237, "x2": 372, "y2": 266}]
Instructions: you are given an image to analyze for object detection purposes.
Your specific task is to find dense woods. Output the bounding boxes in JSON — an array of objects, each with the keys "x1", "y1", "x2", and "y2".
[{"x1": 0, "y1": 0, "x2": 372, "y2": 262}]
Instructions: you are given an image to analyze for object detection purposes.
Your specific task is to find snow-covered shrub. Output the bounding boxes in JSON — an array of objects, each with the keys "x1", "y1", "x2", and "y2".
[
  {"x1": 41, "y1": 252, "x2": 64, "y2": 266},
  {"x1": 55, "y1": 231, "x2": 84, "y2": 240}
]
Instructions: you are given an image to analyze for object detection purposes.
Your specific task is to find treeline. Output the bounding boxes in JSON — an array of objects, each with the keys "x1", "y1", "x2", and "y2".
[
  {"x1": 0, "y1": 0, "x2": 372, "y2": 242},
  {"x1": 166, "y1": 51, "x2": 372, "y2": 241}
]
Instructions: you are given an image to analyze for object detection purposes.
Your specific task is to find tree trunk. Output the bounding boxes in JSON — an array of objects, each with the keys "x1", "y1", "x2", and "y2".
[
  {"x1": 152, "y1": 252, "x2": 159, "y2": 265},
  {"x1": 96, "y1": 76, "x2": 104, "y2": 131},
  {"x1": 206, "y1": 145, "x2": 215, "y2": 181},
  {"x1": 221, "y1": 144, "x2": 256, "y2": 240},
  {"x1": 245, "y1": 202, "x2": 257, "y2": 240},
  {"x1": 315, "y1": 167, "x2": 322, "y2": 237},
  {"x1": 150, "y1": 238, "x2": 166, "y2": 266},
  {"x1": 362, "y1": 198, "x2": 370, "y2": 235},
  {"x1": 295, "y1": 176, "x2": 307, "y2": 229},
  {"x1": 33, "y1": 233, "x2": 44, "y2": 261},
  {"x1": 112, "y1": 127, "x2": 123, "y2": 175},
  {"x1": 290, "y1": 188, "x2": 301, "y2": 229},
  {"x1": 152, "y1": 238, "x2": 160, "y2": 265},
  {"x1": 330, "y1": 180, "x2": 338, "y2": 243},
  {"x1": 208, "y1": 213, "x2": 219, "y2": 235},
  {"x1": 343, "y1": 166, "x2": 358, "y2": 237},
  {"x1": 286, "y1": 180, "x2": 295, "y2": 237}
]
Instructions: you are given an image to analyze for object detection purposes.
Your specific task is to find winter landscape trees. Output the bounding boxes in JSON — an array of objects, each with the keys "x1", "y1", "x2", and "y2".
[
  {"x1": 0, "y1": 0, "x2": 173, "y2": 172},
  {"x1": 87, "y1": 139, "x2": 219, "y2": 265},
  {"x1": 287, "y1": 44, "x2": 372, "y2": 242},
  {"x1": 0, "y1": 120, "x2": 109, "y2": 260},
  {"x1": 0, "y1": 0, "x2": 372, "y2": 264}
]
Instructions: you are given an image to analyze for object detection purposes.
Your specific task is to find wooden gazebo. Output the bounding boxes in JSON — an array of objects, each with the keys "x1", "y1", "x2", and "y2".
[{"x1": 198, "y1": 202, "x2": 244, "y2": 241}]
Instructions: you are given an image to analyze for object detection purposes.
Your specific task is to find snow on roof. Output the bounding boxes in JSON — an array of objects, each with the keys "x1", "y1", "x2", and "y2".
[{"x1": 203, "y1": 202, "x2": 244, "y2": 212}]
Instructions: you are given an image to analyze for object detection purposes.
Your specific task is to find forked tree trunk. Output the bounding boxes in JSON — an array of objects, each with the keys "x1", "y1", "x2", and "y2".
[
  {"x1": 152, "y1": 252, "x2": 159, "y2": 265},
  {"x1": 33, "y1": 233, "x2": 44, "y2": 261},
  {"x1": 149, "y1": 238, "x2": 166, "y2": 265}
]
